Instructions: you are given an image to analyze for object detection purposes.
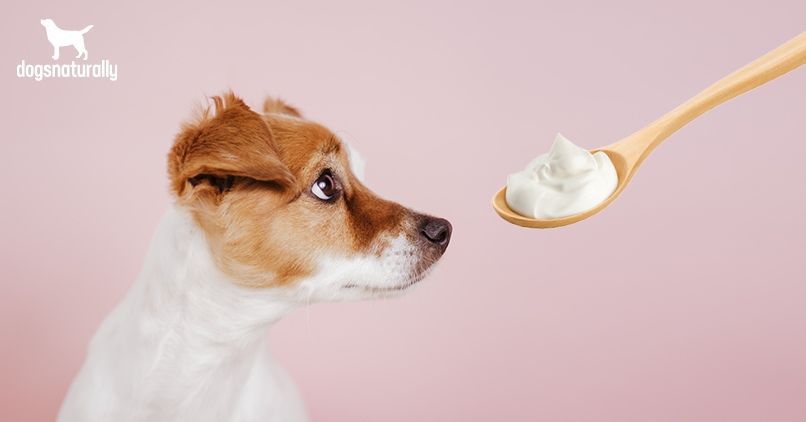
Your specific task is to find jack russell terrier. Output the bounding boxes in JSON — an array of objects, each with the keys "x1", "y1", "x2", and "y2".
[{"x1": 58, "y1": 93, "x2": 452, "y2": 421}]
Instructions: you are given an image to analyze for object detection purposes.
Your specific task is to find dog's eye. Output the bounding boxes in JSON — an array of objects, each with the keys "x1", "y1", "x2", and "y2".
[{"x1": 311, "y1": 171, "x2": 340, "y2": 201}]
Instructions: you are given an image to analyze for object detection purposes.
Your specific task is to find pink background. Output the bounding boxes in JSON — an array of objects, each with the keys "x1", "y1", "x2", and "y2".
[{"x1": 2, "y1": 1, "x2": 805, "y2": 421}]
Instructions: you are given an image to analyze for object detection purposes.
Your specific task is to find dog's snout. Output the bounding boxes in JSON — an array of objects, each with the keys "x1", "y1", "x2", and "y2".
[{"x1": 419, "y1": 217, "x2": 452, "y2": 248}]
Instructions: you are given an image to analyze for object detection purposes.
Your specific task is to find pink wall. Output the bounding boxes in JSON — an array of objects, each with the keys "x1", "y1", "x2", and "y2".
[{"x1": 2, "y1": 1, "x2": 805, "y2": 420}]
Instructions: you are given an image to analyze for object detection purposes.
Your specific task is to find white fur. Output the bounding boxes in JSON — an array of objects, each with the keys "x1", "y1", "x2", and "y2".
[
  {"x1": 341, "y1": 137, "x2": 366, "y2": 183},
  {"x1": 58, "y1": 206, "x2": 424, "y2": 421},
  {"x1": 299, "y1": 234, "x2": 422, "y2": 302}
]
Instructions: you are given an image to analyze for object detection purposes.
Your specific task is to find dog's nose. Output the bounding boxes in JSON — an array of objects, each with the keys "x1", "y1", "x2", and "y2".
[{"x1": 420, "y1": 217, "x2": 452, "y2": 248}]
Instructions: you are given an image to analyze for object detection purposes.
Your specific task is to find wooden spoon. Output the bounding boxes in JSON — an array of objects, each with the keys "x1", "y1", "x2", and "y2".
[{"x1": 493, "y1": 32, "x2": 806, "y2": 229}]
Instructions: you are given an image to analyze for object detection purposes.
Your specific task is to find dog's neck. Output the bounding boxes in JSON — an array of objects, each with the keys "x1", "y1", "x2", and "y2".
[
  {"x1": 93, "y1": 206, "x2": 299, "y2": 417},
  {"x1": 136, "y1": 205, "x2": 298, "y2": 331}
]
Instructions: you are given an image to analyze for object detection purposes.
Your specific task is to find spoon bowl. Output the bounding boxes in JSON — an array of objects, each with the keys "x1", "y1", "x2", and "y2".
[
  {"x1": 493, "y1": 31, "x2": 806, "y2": 229},
  {"x1": 492, "y1": 149, "x2": 631, "y2": 228}
]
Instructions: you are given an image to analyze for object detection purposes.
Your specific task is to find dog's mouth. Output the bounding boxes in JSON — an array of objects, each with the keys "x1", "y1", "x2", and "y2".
[
  {"x1": 342, "y1": 262, "x2": 437, "y2": 294},
  {"x1": 343, "y1": 279, "x2": 418, "y2": 293}
]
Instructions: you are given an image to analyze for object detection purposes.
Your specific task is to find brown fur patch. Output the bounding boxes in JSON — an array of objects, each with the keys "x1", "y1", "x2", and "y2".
[
  {"x1": 263, "y1": 114, "x2": 408, "y2": 250},
  {"x1": 168, "y1": 92, "x2": 295, "y2": 197},
  {"x1": 345, "y1": 187, "x2": 409, "y2": 251},
  {"x1": 263, "y1": 96, "x2": 303, "y2": 117}
]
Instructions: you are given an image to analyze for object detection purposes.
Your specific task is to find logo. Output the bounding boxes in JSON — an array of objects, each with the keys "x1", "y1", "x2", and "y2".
[
  {"x1": 41, "y1": 18, "x2": 93, "y2": 60},
  {"x1": 16, "y1": 18, "x2": 118, "y2": 82}
]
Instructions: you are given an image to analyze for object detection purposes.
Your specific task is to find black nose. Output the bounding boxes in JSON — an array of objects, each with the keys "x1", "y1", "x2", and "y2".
[{"x1": 420, "y1": 217, "x2": 452, "y2": 247}]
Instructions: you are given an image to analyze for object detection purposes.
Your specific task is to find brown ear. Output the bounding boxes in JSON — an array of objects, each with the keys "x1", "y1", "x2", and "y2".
[
  {"x1": 168, "y1": 92, "x2": 295, "y2": 198},
  {"x1": 262, "y1": 96, "x2": 302, "y2": 118}
]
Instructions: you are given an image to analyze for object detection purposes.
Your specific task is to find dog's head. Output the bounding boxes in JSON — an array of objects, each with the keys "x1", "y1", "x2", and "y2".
[
  {"x1": 40, "y1": 18, "x2": 55, "y2": 28},
  {"x1": 168, "y1": 93, "x2": 451, "y2": 301}
]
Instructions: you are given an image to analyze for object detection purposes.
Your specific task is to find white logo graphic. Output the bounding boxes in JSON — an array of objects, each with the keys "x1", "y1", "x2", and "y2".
[
  {"x1": 40, "y1": 18, "x2": 93, "y2": 60},
  {"x1": 16, "y1": 18, "x2": 117, "y2": 82}
]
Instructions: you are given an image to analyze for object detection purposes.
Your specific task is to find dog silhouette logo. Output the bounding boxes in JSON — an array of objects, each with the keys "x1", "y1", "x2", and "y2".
[
  {"x1": 16, "y1": 19, "x2": 117, "y2": 81},
  {"x1": 40, "y1": 18, "x2": 93, "y2": 60}
]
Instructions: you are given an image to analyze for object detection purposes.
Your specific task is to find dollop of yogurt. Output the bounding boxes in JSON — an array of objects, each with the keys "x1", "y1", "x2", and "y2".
[{"x1": 505, "y1": 134, "x2": 618, "y2": 219}]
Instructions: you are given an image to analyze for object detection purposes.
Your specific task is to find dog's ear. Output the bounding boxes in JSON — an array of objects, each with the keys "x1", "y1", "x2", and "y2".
[
  {"x1": 168, "y1": 92, "x2": 296, "y2": 200},
  {"x1": 262, "y1": 96, "x2": 302, "y2": 118}
]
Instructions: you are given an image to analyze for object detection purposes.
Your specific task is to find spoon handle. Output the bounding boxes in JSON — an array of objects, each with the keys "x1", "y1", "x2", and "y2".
[{"x1": 612, "y1": 31, "x2": 806, "y2": 165}]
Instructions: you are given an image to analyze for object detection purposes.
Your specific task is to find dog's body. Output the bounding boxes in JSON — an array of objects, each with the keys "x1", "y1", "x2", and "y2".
[
  {"x1": 40, "y1": 19, "x2": 93, "y2": 60},
  {"x1": 58, "y1": 207, "x2": 308, "y2": 422},
  {"x1": 58, "y1": 94, "x2": 451, "y2": 422}
]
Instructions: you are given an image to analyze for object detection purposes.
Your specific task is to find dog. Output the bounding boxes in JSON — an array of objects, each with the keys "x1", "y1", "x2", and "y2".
[
  {"x1": 40, "y1": 18, "x2": 93, "y2": 60},
  {"x1": 57, "y1": 93, "x2": 452, "y2": 422}
]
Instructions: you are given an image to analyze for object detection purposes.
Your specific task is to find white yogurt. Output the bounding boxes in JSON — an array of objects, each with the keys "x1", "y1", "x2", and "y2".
[{"x1": 505, "y1": 134, "x2": 618, "y2": 219}]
